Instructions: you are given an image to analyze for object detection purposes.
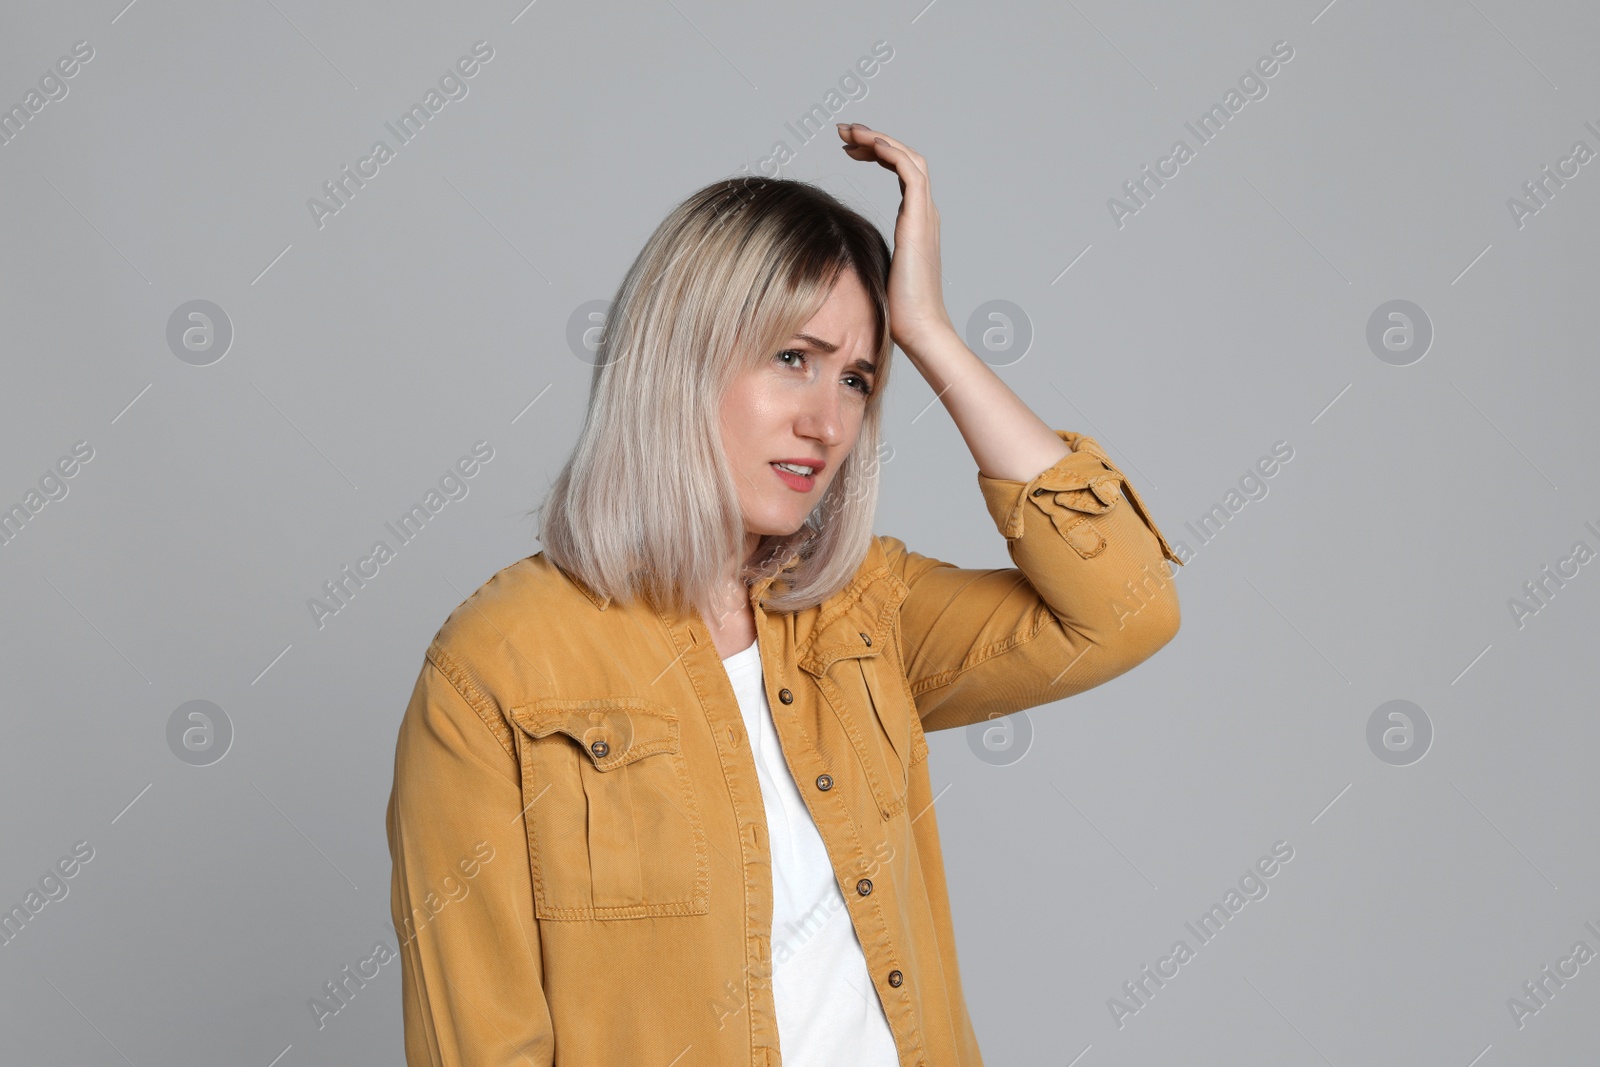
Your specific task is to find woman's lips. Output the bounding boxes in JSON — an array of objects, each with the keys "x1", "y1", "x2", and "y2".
[{"x1": 770, "y1": 463, "x2": 816, "y2": 491}]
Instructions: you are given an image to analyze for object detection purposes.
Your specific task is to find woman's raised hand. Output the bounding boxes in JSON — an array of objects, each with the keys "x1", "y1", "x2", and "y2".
[{"x1": 837, "y1": 123, "x2": 956, "y2": 358}]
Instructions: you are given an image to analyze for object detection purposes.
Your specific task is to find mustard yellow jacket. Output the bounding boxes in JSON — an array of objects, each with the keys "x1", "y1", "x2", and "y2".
[{"x1": 386, "y1": 429, "x2": 1182, "y2": 1066}]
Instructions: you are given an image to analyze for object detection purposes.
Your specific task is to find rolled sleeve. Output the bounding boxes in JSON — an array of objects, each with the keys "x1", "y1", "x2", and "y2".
[
  {"x1": 889, "y1": 430, "x2": 1182, "y2": 733},
  {"x1": 978, "y1": 428, "x2": 1181, "y2": 648},
  {"x1": 979, "y1": 431, "x2": 1179, "y2": 561}
]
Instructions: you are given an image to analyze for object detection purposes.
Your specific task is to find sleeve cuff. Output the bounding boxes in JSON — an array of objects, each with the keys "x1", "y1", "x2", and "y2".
[{"x1": 976, "y1": 429, "x2": 1183, "y2": 565}]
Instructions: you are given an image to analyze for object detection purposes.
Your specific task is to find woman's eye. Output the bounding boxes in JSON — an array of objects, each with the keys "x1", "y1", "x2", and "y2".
[{"x1": 776, "y1": 349, "x2": 870, "y2": 396}]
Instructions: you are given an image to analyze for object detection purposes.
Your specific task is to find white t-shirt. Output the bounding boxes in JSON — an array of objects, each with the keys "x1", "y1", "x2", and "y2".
[{"x1": 720, "y1": 636, "x2": 900, "y2": 1066}]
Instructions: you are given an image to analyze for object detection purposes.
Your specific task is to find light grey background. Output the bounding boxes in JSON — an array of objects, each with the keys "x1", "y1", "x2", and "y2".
[{"x1": 2, "y1": 0, "x2": 1597, "y2": 1063}]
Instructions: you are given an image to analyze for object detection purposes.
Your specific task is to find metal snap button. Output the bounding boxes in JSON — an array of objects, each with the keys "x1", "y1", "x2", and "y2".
[
  {"x1": 816, "y1": 773, "x2": 833, "y2": 791},
  {"x1": 856, "y1": 878, "x2": 873, "y2": 896},
  {"x1": 778, "y1": 688, "x2": 793, "y2": 704},
  {"x1": 887, "y1": 969, "x2": 903, "y2": 987},
  {"x1": 1032, "y1": 487, "x2": 1047, "y2": 496},
  {"x1": 859, "y1": 631, "x2": 872, "y2": 646},
  {"x1": 590, "y1": 739, "x2": 609, "y2": 758}
]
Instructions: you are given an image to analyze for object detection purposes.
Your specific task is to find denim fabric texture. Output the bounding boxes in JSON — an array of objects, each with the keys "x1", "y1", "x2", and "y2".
[{"x1": 386, "y1": 429, "x2": 1183, "y2": 1066}]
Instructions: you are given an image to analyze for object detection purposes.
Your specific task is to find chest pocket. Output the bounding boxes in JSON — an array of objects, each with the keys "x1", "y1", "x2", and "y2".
[
  {"x1": 508, "y1": 696, "x2": 708, "y2": 921},
  {"x1": 800, "y1": 571, "x2": 922, "y2": 821}
]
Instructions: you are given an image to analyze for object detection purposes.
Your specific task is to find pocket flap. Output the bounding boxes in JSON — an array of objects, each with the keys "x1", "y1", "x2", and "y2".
[
  {"x1": 508, "y1": 697, "x2": 678, "y2": 771},
  {"x1": 1026, "y1": 468, "x2": 1123, "y2": 515}
]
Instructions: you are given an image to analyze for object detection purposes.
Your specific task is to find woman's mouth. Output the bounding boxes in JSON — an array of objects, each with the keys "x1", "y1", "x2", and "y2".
[{"x1": 770, "y1": 461, "x2": 819, "y2": 492}]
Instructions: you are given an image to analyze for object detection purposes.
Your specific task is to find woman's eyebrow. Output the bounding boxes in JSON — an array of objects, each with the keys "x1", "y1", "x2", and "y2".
[{"x1": 791, "y1": 332, "x2": 839, "y2": 352}]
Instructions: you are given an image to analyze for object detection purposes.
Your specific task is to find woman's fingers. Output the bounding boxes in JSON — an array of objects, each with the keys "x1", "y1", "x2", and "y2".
[
  {"x1": 842, "y1": 124, "x2": 925, "y2": 172},
  {"x1": 834, "y1": 121, "x2": 910, "y2": 155},
  {"x1": 834, "y1": 122, "x2": 951, "y2": 354},
  {"x1": 837, "y1": 123, "x2": 926, "y2": 179},
  {"x1": 833, "y1": 123, "x2": 936, "y2": 223},
  {"x1": 840, "y1": 130, "x2": 930, "y2": 208}
]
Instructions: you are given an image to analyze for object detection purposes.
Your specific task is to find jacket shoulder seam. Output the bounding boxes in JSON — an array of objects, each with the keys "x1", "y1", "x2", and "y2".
[{"x1": 425, "y1": 642, "x2": 517, "y2": 761}]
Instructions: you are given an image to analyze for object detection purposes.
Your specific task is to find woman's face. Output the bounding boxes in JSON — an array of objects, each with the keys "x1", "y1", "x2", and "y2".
[{"x1": 719, "y1": 268, "x2": 880, "y2": 552}]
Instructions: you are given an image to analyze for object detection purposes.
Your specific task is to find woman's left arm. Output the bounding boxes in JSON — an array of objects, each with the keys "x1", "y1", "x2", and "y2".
[
  {"x1": 838, "y1": 122, "x2": 1070, "y2": 483},
  {"x1": 841, "y1": 123, "x2": 1184, "y2": 730}
]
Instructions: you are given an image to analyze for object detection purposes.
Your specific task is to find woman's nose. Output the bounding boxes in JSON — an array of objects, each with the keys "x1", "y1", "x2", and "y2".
[{"x1": 795, "y1": 389, "x2": 845, "y2": 447}]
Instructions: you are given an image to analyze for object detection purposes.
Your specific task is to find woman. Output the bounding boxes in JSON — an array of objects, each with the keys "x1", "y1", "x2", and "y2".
[{"x1": 386, "y1": 123, "x2": 1182, "y2": 1066}]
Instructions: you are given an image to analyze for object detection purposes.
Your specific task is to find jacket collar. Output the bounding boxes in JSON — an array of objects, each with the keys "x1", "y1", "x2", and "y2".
[
  {"x1": 794, "y1": 551, "x2": 907, "y2": 675},
  {"x1": 556, "y1": 563, "x2": 613, "y2": 611}
]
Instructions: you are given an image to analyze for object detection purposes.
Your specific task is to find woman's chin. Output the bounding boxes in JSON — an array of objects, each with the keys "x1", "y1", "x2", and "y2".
[{"x1": 744, "y1": 513, "x2": 810, "y2": 539}]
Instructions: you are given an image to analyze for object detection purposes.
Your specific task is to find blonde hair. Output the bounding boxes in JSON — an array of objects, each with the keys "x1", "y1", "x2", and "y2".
[{"x1": 535, "y1": 176, "x2": 894, "y2": 618}]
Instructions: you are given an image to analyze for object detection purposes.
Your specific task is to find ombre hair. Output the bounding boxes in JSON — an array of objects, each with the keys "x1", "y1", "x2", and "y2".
[{"x1": 535, "y1": 176, "x2": 894, "y2": 618}]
